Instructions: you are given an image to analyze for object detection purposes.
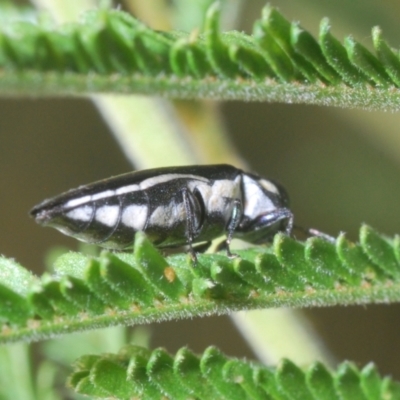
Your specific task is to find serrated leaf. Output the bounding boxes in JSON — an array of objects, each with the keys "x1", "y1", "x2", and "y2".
[
  {"x1": 291, "y1": 22, "x2": 340, "y2": 84},
  {"x1": 254, "y1": 252, "x2": 290, "y2": 290},
  {"x1": 59, "y1": 275, "x2": 105, "y2": 315},
  {"x1": 134, "y1": 232, "x2": 187, "y2": 300},
  {"x1": 90, "y1": 358, "x2": 134, "y2": 398},
  {"x1": 272, "y1": 235, "x2": 307, "y2": 290},
  {"x1": 232, "y1": 258, "x2": 272, "y2": 291},
  {"x1": 335, "y1": 362, "x2": 368, "y2": 400},
  {"x1": 200, "y1": 346, "x2": 249, "y2": 400},
  {"x1": 276, "y1": 359, "x2": 315, "y2": 400},
  {"x1": 253, "y1": 20, "x2": 295, "y2": 83},
  {"x1": 210, "y1": 259, "x2": 252, "y2": 297},
  {"x1": 336, "y1": 234, "x2": 383, "y2": 282},
  {"x1": 372, "y1": 26, "x2": 400, "y2": 87},
  {"x1": 319, "y1": 18, "x2": 370, "y2": 87},
  {"x1": 0, "y1": 4, "x2": 400, "y2": 110},
  {"x1": 0, "y1": 256, "x2": 38, "y2": 295},
  {"x1": 126, "y1": 352, "x2": 160, "y2": 399},
  {"x1": 99, "y1": 252, "x2": 155, "y2": 307},
  {"x1": 344, "y1": 35, "x2": 392, "y2": 87},
  {"x1": 1, "y1": 226, "x2": 400, "y2": 343},
  {"x1": 223, "y1": 359, "x2": 266, "y2": 400},
  {"x1": 204, "y1": 3, "x2": 241, "y2": 78},
  {"x1": 304, "y1": 237, "x2": 343, "y2": 287},
  {"x1": 41, "y1": 278, "x2": 80, "y2": 317},
  {"x1": 147, "y1": 348, "x2": 191, "y2": 399},
  {"x1": 84, "y1": 257, "x2": 130, "y2": 309},
  {"x1": 260, "y1": 6, "x2": 317, "y2": 83},
  {"x1": 306, "y1": 362, "x2": 338, "y2": 400},
  {"x1": 359, "y1": 225, "x2": 400, "y2": 279},
  {"x1": 381, "y1": 378, "x2": 400, "y2": 399},
  {"x1": 253, "y1": 367, "x2": 284, "y2": 399},
  {"x1": 0, "y1": 284, "x2": 32, "y2": 325},
  {"x1": 174, "y1": 347, "x2": 222, "y2": 399},
  {"x1": 70, "y1": 345, "x2": 400, "y2": 400},
  {"x1": 53, "y1": 251, "x2": 89, "y2": 278},
  {"x1": 27, "y1": 287, "x2": 57, "y2": 320},
  {"x1": 360, "y1": 363, "x2": 382, "y2": 400}
]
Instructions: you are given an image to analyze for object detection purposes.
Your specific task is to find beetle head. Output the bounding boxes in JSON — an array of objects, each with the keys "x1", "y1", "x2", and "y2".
[{"x1": 233, "y1": 173, "x2": 292, "y2": 243}]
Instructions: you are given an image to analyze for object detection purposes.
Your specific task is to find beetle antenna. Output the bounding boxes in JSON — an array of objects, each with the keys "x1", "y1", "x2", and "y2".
[{"x1": 293, "y1": 225, "x2": 335, "y2": 243}]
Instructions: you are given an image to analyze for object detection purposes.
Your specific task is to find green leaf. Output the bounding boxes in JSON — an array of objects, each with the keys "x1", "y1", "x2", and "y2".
[
  {"x1": 359, "y1": 225, "x2": 400, "y2": 278},
  {"x1": 381, "y1": 378, "x2": 400, "y2": 399},
  {"x1": 84, "y1": 258, "x2": 130, "y2": 309},
  {"x1": 304, "y1": 237, "x2": 345, "y2": 287},
  {"x1": 204, "y1": 2, "x2": 241, "y2": 78},
  {"x1": 344, "y1": 35, "x2": 392, "y2": 87},
  {"x1": 59, "y1": 275, "x2": 105, "y2": 315},
  {"x1": 147, "y1": 348, "x2": 192, "y2": 399},
  {"x1": 200, "y1": 346, "x2": 249, "y2": 400},
  {"x1": 360, "y1": 363, "x2": 382, "y2": 400},
  {"x1": 99, "y1": 252, "x2": 155, "y2": 307},
  {"x1": 253, "y1": 366, "x2": 284, "y2": 399},
  {"x1": 306, "y1": 362, "x2": 338, "y2": 400},
  {"x1": 126, "y1": 347, "x2": 161, "y2": 398},
  {"x1": 260, "y1": 6, "x2": 317, "y2": 83},
  {"x1": 69, "y1": 345, "x2": 400, "y2": 400},
  {"x1": 223, "y1": 359, "x2": 267, "y2": 399},
  {"x1": 0, "y1": 257, "x2": 38, "y2": 325},
  {"x1": 173, "y1": 347, "x2": 222, "y2": 399},
  {"x1": 273, "y1": 235, "x2": 310, "y2": 290},
  {"x1": 276, "y1": 359, "x2": 315, "y2": 400},
  {"x1": 336, "y1": 234, "x2": 384, "y2": 282},
  {"x1": 90, "y1": 358, "x2": 134, "y2": 398},
  {"x1": 372, "y1": 26, "x2": 400, "y2": 87},
  {"x1": 0, "y1": 256, "x2": 38, "y2": 295},
  {"x1": 291, "y1": 22, "x2": 340, "y2": 85},
  {"x1": 0, "y1": 284, "x2": 32, "y2": 326},
  {"x1": 133, "y1": 233, "x2": 187, "y2": 300},
  {"x1": 319, "y1": 18, "x2": 369, "y2": 87},
  {"x1": 53, "y1": 251, "x2": 88, "y2": 278},
  {"x1": 1, "y1": 226, "x2": 400, "y2": 343},
  {"x1": 335, "y1": 362, "x2": 368, "y2": 400},
  {"x1": 1, "y1": 4, "x2": 400, "y2": 110}
]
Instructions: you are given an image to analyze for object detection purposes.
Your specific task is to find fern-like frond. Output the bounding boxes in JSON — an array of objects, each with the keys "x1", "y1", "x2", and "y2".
[
  {"x1": 68, "y1": 344, "x2": 400, "y2": 399},
  {"x1": 0, "y1": 225, "x2": 399, "y2": 344},
  {"x1": 1, "y1": 3, "x2": 400, "y2": 109}
]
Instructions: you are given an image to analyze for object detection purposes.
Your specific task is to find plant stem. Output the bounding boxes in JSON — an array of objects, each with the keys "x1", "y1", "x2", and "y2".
[{"x1": 232, "y1": 309, "x2": 334, "y2": 366}]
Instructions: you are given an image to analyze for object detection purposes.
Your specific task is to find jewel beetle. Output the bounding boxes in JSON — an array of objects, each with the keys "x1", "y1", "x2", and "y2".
[{"x1": 31, "y1": 164, "x2": 295, "y2": 261}]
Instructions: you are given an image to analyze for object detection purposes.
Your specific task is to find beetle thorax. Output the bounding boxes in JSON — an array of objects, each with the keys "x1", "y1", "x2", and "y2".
[{"x1": 241, "y1": 174, "x2": 279, "y2": 221}]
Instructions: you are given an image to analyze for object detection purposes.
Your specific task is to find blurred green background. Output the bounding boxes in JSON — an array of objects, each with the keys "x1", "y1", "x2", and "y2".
[{"x1": 1, "y1": 0, "x2": 400, "y2": 380}]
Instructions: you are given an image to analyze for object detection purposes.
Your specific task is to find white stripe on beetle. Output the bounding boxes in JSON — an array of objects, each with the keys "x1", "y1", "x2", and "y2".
[
  {"x1": 121, "y1": 204, "x2": 148, "y2": 231},
  {"x1": 66, "y1": 174, "x2": 209, "y2": 207},
  {"x1": 66, "y1": 205, "x2": 93, "y2": 221},
  {"x1": 95, "y1": 205, "x2": 120, "y2": 227}
]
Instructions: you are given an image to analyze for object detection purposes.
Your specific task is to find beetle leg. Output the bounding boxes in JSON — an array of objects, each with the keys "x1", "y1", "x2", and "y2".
[
  {"x1": 182, "y1": 188, "x2": 199, "y2": 264},
  {"x1": 281, "y1": 208, "x2": 294, "y2": 236},
  {"x1": 225, "y1": 199, "x2": 243, "y2": 258},
  {"x1": 260, "y1": 207, "x2": 294, "y2": 236}
]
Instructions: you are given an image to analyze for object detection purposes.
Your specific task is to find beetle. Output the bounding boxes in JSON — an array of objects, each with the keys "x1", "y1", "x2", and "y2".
[{"x1": 30, "y1": 164, "x2": 295, "y2": 262}]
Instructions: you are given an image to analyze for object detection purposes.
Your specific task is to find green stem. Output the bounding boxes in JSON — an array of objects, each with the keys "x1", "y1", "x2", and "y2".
[
  {"x1": 1, "y1": 71, "x2": 400, "y2": 111},
  {"x1": 93, "y1": 95, "x2": 197, "y2": 168},
  {"x1": 0, "y1": 344, "x2": 36, "y2": 400},
  {"x1": 231, "y1": 309, "x2": 334, "y2": 366}
]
